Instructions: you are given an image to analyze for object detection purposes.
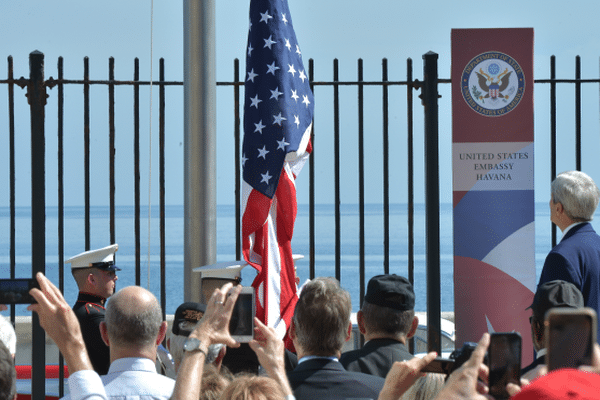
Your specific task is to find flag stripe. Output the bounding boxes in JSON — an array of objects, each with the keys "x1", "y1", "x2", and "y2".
[{"x1": 242, "y1": 0, "x2": 314, "y2": 339}]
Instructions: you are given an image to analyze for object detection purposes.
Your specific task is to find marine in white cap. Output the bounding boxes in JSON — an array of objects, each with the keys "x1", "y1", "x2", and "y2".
[{"x1": 66, "y1": 243, "x2": 120, "y2": 375}]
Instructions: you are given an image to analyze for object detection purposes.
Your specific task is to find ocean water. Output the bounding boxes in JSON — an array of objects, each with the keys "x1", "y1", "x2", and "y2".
[{"x1": 0, "y1": 203, "x2": 558, "y2": 316}]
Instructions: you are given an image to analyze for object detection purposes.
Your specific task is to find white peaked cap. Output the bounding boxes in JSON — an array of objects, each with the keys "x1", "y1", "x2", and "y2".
[
  {"x1": 193, "y1": 261, "x2": 247, "y2": 281},
  {"x1": 65, "y1": 244, "x2": 120, "y2": 270}
]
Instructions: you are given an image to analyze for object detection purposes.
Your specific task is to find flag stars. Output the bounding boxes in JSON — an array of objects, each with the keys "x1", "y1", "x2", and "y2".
[
  {"x1": 273, "y1": 113, "x2": 287, "y2": 125},
  {"x1": 247, "y1": 69, "x2": 258, "y2": 82},
  {"x1": 302, "y1": 95, "x2": 311, "y2": 107},
  {"x1": 254, "y1": 120, "x2": 266, "y2": 134},
  {"x1": 241, "y1": 153, "x2": 248, "y2": 167},
  {"x1": 270, "y1": 87, "x2": 283, "y2": 100},
  {"x1": 291, "y1": 89, "x2": 299, "y2": 102},
  {"x1": 266, "y1": 61, "x2": 280, "y2": 75},
  {"x1": 277, "y1": 138, "x2": 290, "y2": 150},
  {"x1": 296, "y1": 45, "x2": 302, "y2": 56},
  {"x1": 259, "y1": 11, "x2": 273, "y2": 24},
  {"x1": 285, "y1": 39, "x2": 292, "y2": 51},
  {"x1": 299, "y1": 70, "x2": 307, "y2": 83},
  {"x1": 247, "y1": 43, "x2": 254, "y2": 56},
  {"x1": 263, "y1": 35, "x2": 276, "y2": 50},
  {"x1": 288, "y1": 64, "x2": 296, "y2": 77},
  {"x1": 261, "y1": 171, "x2": 273, "y2": 185},
  {"x1": 257, "y1": 146, "x2": 270, "y2": 159},
  {"x1": 250, "y1": 94, "x2": 263, "y2": 109},
  {"x1": 281, "y1": 13, "x2": 288, "y2": 25},
  {"x1": 294, "y1": 115, "x2": 300, "y2": 128}
]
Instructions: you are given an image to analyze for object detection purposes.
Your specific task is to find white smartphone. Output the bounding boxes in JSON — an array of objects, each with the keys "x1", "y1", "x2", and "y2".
[{"x1": 229, "y1": 286, "x2": 255, "y2": 343}]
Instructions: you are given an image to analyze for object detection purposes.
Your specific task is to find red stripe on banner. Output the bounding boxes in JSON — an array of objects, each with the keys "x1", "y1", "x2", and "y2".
[{"x1": 453, "y1": 191, "x2": 469, "y2": 206}]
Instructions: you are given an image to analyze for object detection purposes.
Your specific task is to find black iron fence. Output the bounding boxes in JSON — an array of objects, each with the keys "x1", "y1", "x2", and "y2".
[{"x1": 1, "y1": 50, "x2": 599, "y2": 399}]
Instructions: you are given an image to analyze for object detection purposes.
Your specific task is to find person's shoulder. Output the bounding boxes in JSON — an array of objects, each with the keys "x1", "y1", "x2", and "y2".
[
  {"x1": 343, "y1": 369, "x2": 386, "y2": 391},
  {"x1": 339, "y1": 348, "x2": 360, "y2": 366}
]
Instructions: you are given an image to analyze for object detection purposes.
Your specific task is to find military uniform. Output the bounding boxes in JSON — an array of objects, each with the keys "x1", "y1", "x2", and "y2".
[
  {"x1": 73, "y1": 292, "x2": 110, "y2": 375},
  {"x1": 67, "y1": 244, "x2": 120, "y2": 376}
]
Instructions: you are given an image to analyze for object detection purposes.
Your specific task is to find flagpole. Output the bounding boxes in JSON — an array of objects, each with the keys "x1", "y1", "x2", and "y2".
[{"x1": 183, "y1": 0, "x2": 217, "y2": 302}]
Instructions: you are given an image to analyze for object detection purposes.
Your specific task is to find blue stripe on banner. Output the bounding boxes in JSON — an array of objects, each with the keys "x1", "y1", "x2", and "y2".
[{"x1": 454, "y1": 190, "x2": 535, "y2": 260}]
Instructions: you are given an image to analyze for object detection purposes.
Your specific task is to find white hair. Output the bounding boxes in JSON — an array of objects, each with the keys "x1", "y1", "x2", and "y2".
[
  {"x1": 552, "y1": 171, "x2": 600, "y2": 221},
  {"x1": 0, "y1": 317, "x2": 16, "y2": 356}
]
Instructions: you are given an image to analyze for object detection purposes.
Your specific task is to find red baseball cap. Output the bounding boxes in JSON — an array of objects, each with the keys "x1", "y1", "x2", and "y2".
[{"x1": 512, "y1": 369, "x2": 600, "y2": 399}]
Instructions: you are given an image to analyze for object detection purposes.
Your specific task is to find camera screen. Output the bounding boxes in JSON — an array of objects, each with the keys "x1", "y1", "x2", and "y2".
[
  {"x1": 549, "y1": 314, "x2": 593, "y2": 370},
  {"x1": 229, "y1": 293, "x2": 254, "y2": 337},
  {"x1": 0, "y1": 279, "x2": 37, "y2": 304},
  {"x1": 488, "y1": 333, "x2": 521, "y2": 398}
]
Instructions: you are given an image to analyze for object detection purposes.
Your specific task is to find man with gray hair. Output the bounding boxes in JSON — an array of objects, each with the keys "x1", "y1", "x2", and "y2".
[
  {"x1": 0, "y1": 341, "x2": 16, "y2": 400},
  {"x1": 61, "y1": 285, "x2": 175, "y2": 400},
  {"x1": 0, "y1": 316, "x2": 16, "y2": 359},
  {"x1": 539, "y1": 170, "x2": 600, "y2": 339}
]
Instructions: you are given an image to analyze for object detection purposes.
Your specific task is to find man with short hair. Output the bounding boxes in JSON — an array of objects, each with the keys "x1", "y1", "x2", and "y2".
[
  {"x1": 68, "y1": 244, "x2": 120, "y2": 375},
  {"x1": 287, "y1": 277, "x2": 385, "y2": 399},
  {"x1": 539, "y1": 170, "x2": 600, "y2": 337},
  {"x1": 521, "y1": 279, "x2": 584, "y2": 380},
  {"x1": 63, "y1": 285, "x2": 175, "y2": 400},
  {"x1": 340, "y1": 274, "x2": 418, "y2": 378}
]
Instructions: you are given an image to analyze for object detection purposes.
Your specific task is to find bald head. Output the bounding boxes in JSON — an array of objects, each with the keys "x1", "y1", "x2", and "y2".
[{"x1": 105, "y1": 286, "x2": 163, "y2": 348}]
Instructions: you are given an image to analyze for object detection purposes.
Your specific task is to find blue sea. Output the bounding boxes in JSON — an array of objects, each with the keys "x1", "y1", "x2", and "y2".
[{"x1": 0, "y1": 203, "x2": 562, "y2": 315}]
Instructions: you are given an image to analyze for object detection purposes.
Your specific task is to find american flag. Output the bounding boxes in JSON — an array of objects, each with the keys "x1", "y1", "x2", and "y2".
[{"x1": 242, "y1": 0, "x2": 314, "y2": 339}]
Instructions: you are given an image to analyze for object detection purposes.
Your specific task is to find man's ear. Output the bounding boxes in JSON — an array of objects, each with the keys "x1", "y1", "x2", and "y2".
[
  {"x1": 87, "y1": 271, "x2": 96, "y2": 287},
  {"x1": 555, "y1": 201, "x2": 565, "y2": 215},
  {"x1": 345, "y1": 321, "x2": 352, "y2": 342},
  {"x1": 356, "y1": 310, "x2": 366, "y2": 335},
  {"x1": 289, "y1": 320, "x2": 297, "y2": 341},
  {"x1": 99, "y1": 321, "x2": 110, "y2": 346},
  {"x1": 406, "y1": 315, "x2": 419, "y2": 339},
  {"x1": 156, "y1": 321, "x2": 168, "y2": 345}
]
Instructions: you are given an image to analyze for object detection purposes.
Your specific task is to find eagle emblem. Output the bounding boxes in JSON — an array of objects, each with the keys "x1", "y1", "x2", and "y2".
[{"x1": 461, "y1": 52, "x2": 525, "y2": 117}]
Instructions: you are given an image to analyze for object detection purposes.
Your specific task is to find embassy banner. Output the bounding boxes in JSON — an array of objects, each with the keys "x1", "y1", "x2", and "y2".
[{"x1": 452, "y1": 28, "x2": 535, "y2": 363}]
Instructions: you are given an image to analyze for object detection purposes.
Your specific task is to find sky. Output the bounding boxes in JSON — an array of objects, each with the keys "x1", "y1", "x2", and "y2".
[{"x1": 1, "y1": 0, "x2": 600, "y2": 207}]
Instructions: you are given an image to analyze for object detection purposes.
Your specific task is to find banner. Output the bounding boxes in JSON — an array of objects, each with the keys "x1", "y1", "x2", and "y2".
[{"x1": 452, "y1": 28, "x2": 535, "y2": 364}]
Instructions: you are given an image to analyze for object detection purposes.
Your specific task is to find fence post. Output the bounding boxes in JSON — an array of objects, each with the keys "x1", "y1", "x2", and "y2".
[
  {"x1": 422, "y1": 51, "x2": 441, "y2": 355},
  {"x1": 27, "y1": 49, "x2": 47, "y2": 400}
]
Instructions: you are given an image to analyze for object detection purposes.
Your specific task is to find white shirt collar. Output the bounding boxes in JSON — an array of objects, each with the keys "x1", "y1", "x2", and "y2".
[
  {"x1": 535, "y1": 348, "x2": 547, "y2": 360},
  {"x1": 297, "y1": 355, "x2": 338, "y2": 365},
  {"x1": 561, "y1": 221, "x2": 586, "y2": 238}
]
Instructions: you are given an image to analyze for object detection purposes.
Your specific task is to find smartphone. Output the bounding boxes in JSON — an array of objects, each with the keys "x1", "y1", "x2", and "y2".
[
  {"x1": 229, "y1": 286, "x2": 255, "y2": 343},
  {"x1": 487, "y1": 332, "x2": 522, "y2": 400},
  {"x1": 546, "y1": 307, "x2": 597, "y2": 372},
  {"x1": 0, "y1": 278, "x2": 39, "y2": 304},
  {"x1": 421, "y1": 357, "x2": 454, "y2": 374}
]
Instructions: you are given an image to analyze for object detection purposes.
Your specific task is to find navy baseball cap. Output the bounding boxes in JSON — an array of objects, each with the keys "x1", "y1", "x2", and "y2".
[{"x1": 364, "y1": 274, "x2": 415, "y2": 311}]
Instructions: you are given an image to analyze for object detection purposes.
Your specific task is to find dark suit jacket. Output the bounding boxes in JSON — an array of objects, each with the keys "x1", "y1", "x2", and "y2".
[
  {"x1": 521, "y1": 354, "x2": 545, "y2": 375},
  {"x1": 340, "y1": 338, "x2": 413, "y2": 378},
  {"x1": 73, "y1": 292, "x2": 110, "y2": 375},
  {"x1": 539, "y1": 222, "x2": 600, "y2": 338},
  {"x1": 288, "y1": 358, "x2": 385, "y2": 400}
]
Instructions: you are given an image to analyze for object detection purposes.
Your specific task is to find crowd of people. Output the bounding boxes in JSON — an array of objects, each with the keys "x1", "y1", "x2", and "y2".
[{"x1": 0, "y1": 169, "x2": 599, "y2": 400}]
